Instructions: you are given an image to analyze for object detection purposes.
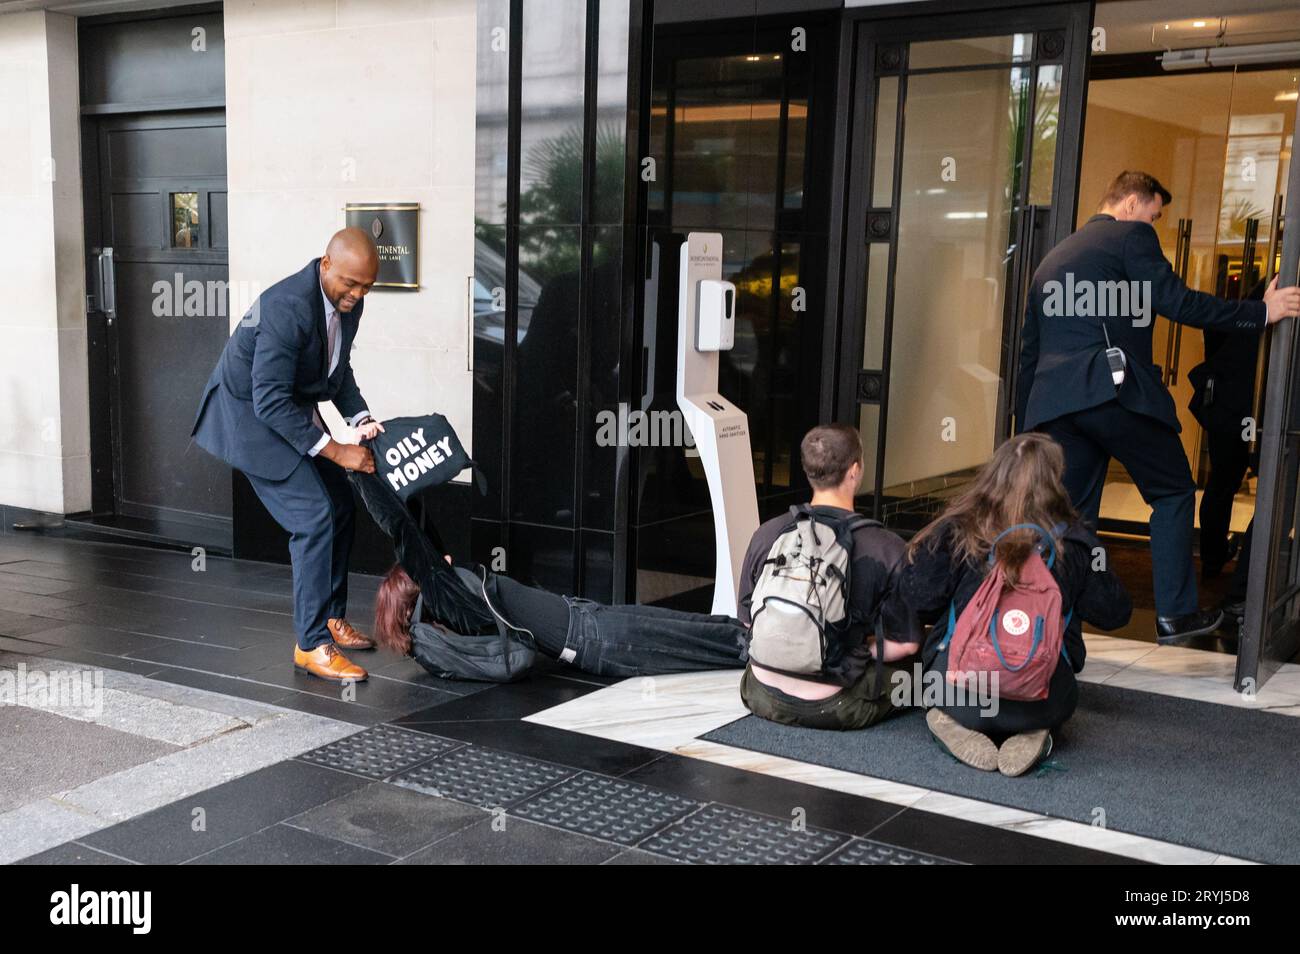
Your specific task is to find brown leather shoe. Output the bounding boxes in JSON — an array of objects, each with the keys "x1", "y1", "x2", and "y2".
[
  {"x1": 293, "y1": 643, "x2": 368, "y2": 682},
  {"x1": 328, "y1": 617, "x2": 375, "y2": 650}
]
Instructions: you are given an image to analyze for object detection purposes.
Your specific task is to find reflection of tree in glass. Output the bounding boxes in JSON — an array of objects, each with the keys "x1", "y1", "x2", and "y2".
[
  {"x1": 508, "y1": 123, "x2": 626, "y2": 283},
  {"x1": 1005, "y1": 71, "x2": 1059, "y2": 206},
  {"x1": 1220, "y1": 197, "x2": 1267, "y2": 240}
]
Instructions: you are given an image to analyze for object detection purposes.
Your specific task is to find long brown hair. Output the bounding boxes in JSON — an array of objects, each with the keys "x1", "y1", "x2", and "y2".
[
  {"x1": 908, "y1": 432, "x2": 1077, "y2": 583},
  {"x1": 373, "y1": 563, "x2": 421, "y2": 656}
]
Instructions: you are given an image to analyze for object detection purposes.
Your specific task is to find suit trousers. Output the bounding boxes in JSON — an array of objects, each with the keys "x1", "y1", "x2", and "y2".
[
  {"x1": 244, "y1": 454, "x2": 355, "y2": 650},
  {"x1": 1042, "y1": 399, "x2": 1197, "y2": 617}
]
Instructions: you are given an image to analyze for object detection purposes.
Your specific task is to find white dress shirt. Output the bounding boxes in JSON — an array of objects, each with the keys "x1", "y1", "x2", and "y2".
[{"x1": 308, "y1": 282, "x2": 371, "y2": 457}]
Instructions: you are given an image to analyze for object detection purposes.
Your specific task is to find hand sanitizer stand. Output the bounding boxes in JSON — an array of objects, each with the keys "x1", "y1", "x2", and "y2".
[{"x1": 676, "y1": 232, "x2": 761, "y2": 617}]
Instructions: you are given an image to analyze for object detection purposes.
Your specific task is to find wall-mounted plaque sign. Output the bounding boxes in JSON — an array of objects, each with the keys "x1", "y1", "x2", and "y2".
[{"x1": 344, "y1": 203, "x2": 419, "y2": 290}]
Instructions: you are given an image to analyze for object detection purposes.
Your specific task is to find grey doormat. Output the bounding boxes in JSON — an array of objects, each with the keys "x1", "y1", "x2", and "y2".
[{"x1": 702, "y1": 682, "x2": 1299, "y2": 864}]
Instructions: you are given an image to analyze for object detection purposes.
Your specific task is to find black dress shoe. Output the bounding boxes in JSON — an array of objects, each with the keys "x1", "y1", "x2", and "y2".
[
  {"x1": 1220, "y1": 599, "x2": 1246, "y2": 622},
  {"x1": 1155, "y1": 609, "x2": 1226, "y2": 645}
]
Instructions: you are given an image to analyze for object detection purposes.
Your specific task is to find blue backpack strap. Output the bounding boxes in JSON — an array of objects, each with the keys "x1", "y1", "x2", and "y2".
[
  {"x1": 987, "y1": 613, "x2": 1045, "y2": 672},
  {"x1": 1060, "y1": 607, "x2": 1075, "y2": 663},
  {"x1": 937, "y1": 601, "x2": 957, "y2": 651},
  {"x1": 989, "y1": 522, "x2": 1058, "y2": 569}
]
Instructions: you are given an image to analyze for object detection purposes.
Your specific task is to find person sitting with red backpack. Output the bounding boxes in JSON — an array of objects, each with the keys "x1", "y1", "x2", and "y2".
[
  {"x1": 899, "y1": 432, "x2": 1132, "y2": 776},
  {"x1": 736, "y1": 424, "x2": 922, "y2": 730}
]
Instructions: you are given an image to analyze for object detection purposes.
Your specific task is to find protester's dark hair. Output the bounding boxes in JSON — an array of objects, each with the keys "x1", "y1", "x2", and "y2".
[
  {"x1": 1099, "y1": 170, "x2": 1172, "y2": 209},
  {"x1": 908, "y1": 433, "x2": 1077, "y2": 584},
  {"x1": 374, "y1": 563, "x2": 420, "y2": 656},
  {"x1": 801, "y1": 424, "x2": 863, "y2": 490}
]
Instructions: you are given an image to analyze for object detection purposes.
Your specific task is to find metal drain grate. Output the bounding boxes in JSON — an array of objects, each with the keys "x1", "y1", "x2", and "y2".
[
  {"x1": 513, "y1": 773, "x2": 700, "y2": 846},
  {"x1": 296, "y1": 724, "x2": 461, "y2": 779},
  {"x1": 639, "y1": 803, "x2": 847, "y2": 864},
  {"x1": 824, "y1": 838, "x2": 955, "y2": 865},
  {"x1": 393, "y1": 746, "x2": 575, "y2": 808}
]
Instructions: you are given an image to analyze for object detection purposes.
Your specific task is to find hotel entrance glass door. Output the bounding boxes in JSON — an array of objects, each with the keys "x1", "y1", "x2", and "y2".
[{"x1": 839, "y1": 6, "x2": 1091, "y2": 530}]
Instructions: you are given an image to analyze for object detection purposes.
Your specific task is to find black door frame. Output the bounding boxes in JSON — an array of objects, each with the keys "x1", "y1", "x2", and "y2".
[
  {"x1": 1239, "y1": 99, "x2": 1300, "y2": 691},
  {"x1": 833, "y1": 2, "x2": 1091, "y2": 523}
]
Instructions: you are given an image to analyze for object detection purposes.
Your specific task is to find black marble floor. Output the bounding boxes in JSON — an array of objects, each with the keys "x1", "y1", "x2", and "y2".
[{"x1": 0, "y1": 530, "x2": 1139, "y2": 865}]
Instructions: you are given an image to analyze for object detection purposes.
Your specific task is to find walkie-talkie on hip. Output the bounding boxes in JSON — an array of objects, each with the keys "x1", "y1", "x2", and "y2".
[{"x1": 1103, "y1": 324, "x2": 1126, "y2": 387}]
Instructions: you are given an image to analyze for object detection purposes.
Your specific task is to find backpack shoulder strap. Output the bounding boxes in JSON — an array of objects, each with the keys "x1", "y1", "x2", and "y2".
[
  {"x1": 989, "y1": 522, "x2": 1058, "y2": 569},
  {"x1": 937, "y1": 601, "x2": 957, "y2": 651}
]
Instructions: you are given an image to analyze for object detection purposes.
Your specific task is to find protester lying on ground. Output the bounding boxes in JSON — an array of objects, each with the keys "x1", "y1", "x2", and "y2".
[
  {"x1": 371, "y1": 560, "x2": 748, "y2": 680},
  {"x1": 348, "y1": 439, "x2": 745, "y2": 681},
  {"x1": 898, "y1": 432, "x2": 1132, "y2": 777},
  {"x1": 735, "y1": 424, "x2": 922, "y2": 731}
]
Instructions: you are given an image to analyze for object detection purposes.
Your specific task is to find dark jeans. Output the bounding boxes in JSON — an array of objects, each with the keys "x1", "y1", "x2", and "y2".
[
  {"x1": 1043, "y1": 400, "x2": 1197, "y2": 617},
  {"x1": 487, "y1": 575, "x2": 747, "y2": 676},
  {"x1": 740, "y1": 663, "x2": 907, "y2": 731},
  {"x1": 934, "y1": 648, "x2": 1078, "y2": 737}
]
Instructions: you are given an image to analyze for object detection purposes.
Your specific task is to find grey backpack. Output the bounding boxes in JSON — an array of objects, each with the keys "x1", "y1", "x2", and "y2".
[
  {"x1": 747, "y1": 506, "x2": 878, "y2": 677},
  {"x1": 408, "y1": 566, "x2": 538, "y2": 683}
]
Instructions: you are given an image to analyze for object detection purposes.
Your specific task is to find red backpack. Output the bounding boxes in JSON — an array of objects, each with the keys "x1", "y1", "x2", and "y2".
[{"x1": 937, "y1": 523, "x2": 1072, "y2": 702}]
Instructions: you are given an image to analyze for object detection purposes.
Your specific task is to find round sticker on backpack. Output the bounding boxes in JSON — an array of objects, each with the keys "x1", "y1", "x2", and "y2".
[{"x1": 1002, "y1": 609, "x2": 1031, "y2": 636}]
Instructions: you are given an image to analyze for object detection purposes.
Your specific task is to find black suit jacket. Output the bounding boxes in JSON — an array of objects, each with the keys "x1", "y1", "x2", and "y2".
[
  {"x1": 1016, "y1": 214, "x2": 1266, "y2": 433},
  {"x1": 191, "y1": 258, "x2": 368, "y2": 480}
]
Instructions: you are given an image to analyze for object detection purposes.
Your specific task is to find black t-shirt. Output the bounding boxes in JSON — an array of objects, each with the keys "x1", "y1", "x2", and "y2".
[
  {"x1": 897, "y1": 519, "x2": 1133, "y2": 674},
  {"x1": 736, "y1": 505, "x2": 922, "y2": 687}
]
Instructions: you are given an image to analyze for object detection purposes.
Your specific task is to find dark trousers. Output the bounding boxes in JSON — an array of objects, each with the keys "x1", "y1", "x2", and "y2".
[
  {"x1": 935, "y1": 650, "x2": 1078, "y2": 736},
  {"x1": 244, "y1": 454, "x2": 355, "y2": 651},
  {"x1": 740, "y1": 663, "x2": 906, "y2": 731},
  {"x1": 1199, "y1": 425, "x2": 1250, "y2": 575},
  {"x1": 487, "y1": 574, "x2": 746, "y2": 676},
  {"x1": 1227, "y1": 519, "x2": 1253, "y2": 604},
  {"x1": 1043, "y1": 400, "x2": 1197, "y2": 617}
]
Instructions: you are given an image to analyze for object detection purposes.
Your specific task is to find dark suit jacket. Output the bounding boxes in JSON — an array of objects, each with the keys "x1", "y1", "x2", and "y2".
[
  {"x1": 191, "y1": 258, "x2": 369, "y2": 481},
  {"x1": 1016, "y1": 214, "x2": 1266, "y2": 433}
]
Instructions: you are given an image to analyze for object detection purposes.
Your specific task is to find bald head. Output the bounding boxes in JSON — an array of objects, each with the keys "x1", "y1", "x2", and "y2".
[{"x1": 320, "y1": 227, "x2": 379, "y2": 313}]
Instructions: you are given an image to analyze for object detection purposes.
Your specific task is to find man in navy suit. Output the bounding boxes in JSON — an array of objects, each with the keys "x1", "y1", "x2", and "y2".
[
  {"x1": 192, "y1": 228, "x2": 387, "y2": 681},
  {"x1": 1017, "y1": 171, "x2": 1300, "y2": 645}
]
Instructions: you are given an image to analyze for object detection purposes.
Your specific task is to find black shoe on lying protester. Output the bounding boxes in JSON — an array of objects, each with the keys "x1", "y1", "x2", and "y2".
[{"x1": 1155, "y1": 609, "x2": 1226, "y2": 645}]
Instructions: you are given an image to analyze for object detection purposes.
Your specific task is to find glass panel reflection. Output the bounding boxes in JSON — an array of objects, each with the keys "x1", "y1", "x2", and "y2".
[
  {"x1": 171, "y1": 192, "x2": 199, "y2": 248},
  {"x1": 519, "y1": 0, "x2": 586, "y2": 226},
  {"x1": 908, "y1": 33, "x2": 1033, "y2": 70},
  {"x1": 1028, "y1": 65, "x2": 1061, "y2": 206},
  {"x1": 475, "y1": 0, "x2": 510, "y2": 225},
  {"x1": 883, "y1": 66, "x2": 1022, "y2": 521},
  {"x1": 872, "y1": 76, "x2": 898, "y2": 207}
]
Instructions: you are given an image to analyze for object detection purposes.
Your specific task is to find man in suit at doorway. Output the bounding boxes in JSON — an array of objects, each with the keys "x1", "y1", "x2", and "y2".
[
  {"x1": 191, "y1": 228, "x2": 386, "y2": 681},
  {"x1": 1016, "y1": 171, "x2": 1300, "y2": 645}
]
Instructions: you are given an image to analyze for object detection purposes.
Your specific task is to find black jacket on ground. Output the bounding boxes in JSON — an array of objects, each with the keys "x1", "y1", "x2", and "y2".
[
  {"x1": 1017, "y1": 215, "x2": 1266, "y2": 434},
  {"x1": 348, "y1": 469, "x2": 498, "y2": 636}
]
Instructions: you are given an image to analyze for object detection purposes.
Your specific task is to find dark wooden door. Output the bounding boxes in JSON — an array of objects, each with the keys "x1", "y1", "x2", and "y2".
[{"x1": 93, "y1": 110, "x2": 232, "y2": 527}]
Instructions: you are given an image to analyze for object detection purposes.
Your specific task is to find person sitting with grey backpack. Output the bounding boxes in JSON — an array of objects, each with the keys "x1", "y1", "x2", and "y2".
[{"x1": 736, "y1": 424, "x2": 922, "y2": 730}]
